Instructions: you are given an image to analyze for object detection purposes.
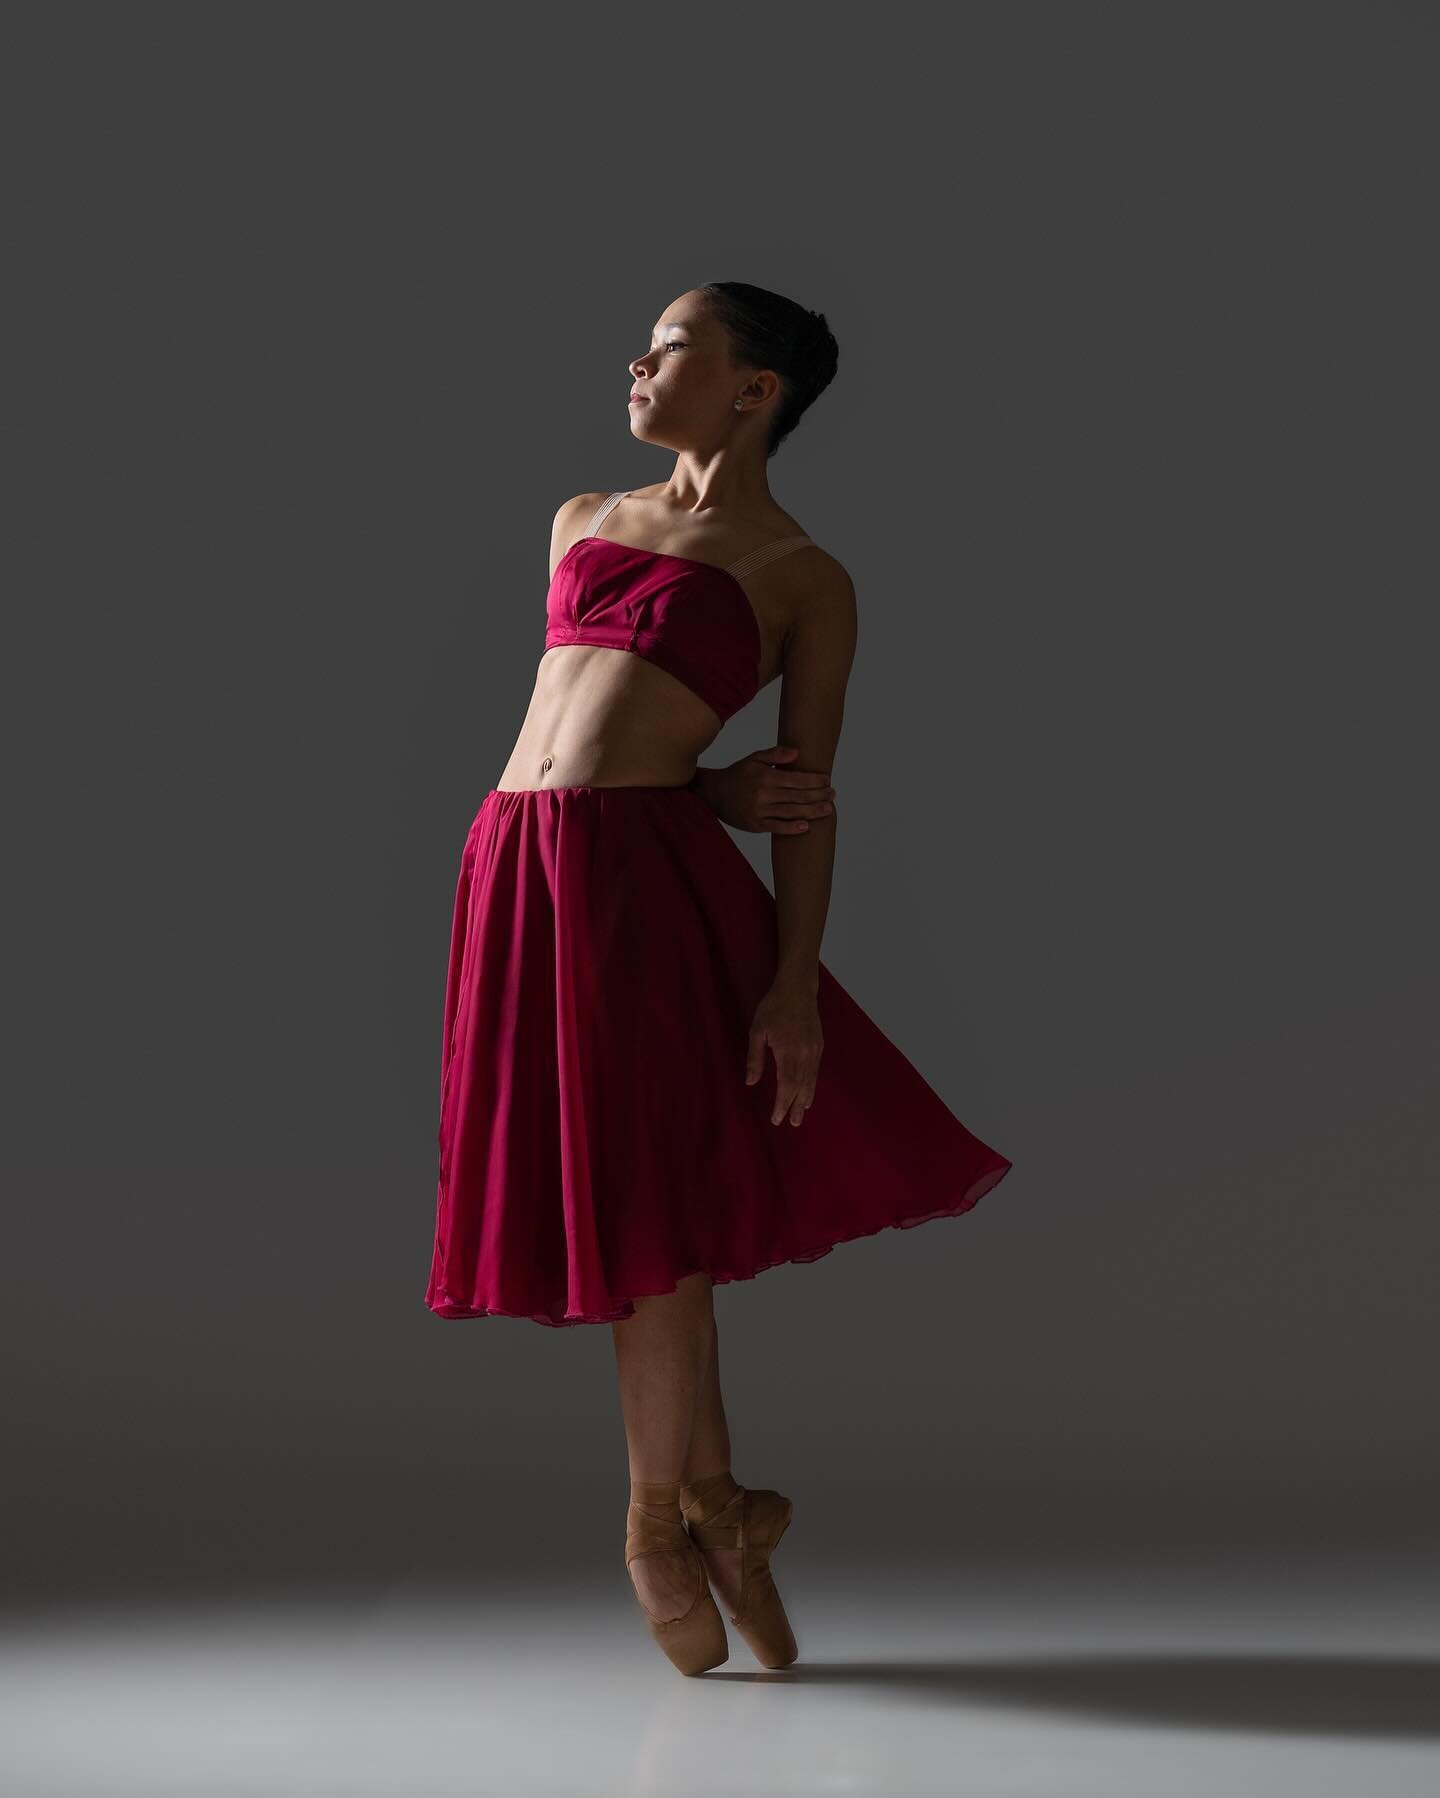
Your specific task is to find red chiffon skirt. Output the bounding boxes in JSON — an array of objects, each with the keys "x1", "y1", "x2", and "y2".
[{"x1": 426, "y1": 783, "x2": 1012, "y2": 1326}]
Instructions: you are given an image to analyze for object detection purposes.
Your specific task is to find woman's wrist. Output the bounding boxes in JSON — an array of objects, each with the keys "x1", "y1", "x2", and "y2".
[{"x1": 772, "y1": 959, "x2": 820, "y2": 998}]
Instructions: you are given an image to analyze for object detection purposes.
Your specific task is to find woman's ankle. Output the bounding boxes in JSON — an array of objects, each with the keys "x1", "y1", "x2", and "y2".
[{"x1": 679, "y1": 1468, "x2": 740, "y2": 1517}]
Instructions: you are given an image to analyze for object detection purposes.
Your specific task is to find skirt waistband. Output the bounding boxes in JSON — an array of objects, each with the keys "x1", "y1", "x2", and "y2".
[{"x1": 484, "y1": 782, "x2": 696, "y2": 798}]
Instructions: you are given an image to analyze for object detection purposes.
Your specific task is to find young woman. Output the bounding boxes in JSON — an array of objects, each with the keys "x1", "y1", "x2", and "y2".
[{"x1": 426, "y1": 282, "x2": 1013, "y2": 1674}]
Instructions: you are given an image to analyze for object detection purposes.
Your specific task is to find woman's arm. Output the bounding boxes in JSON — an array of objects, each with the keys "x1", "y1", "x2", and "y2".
[{"x1": 746, "y1": 560, "x2": 858, "y2": 1123}]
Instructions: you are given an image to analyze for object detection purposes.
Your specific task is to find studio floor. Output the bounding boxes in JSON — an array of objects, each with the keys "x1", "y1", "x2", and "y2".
[{"x1": 4, "y1": 1552, "x2": 1438, "y2": 1797}]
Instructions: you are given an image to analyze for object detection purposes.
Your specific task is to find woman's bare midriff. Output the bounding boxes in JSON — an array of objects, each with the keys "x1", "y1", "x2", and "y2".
[{"x1": 493, "y1": 645, "x2": 726, "y2": 791}]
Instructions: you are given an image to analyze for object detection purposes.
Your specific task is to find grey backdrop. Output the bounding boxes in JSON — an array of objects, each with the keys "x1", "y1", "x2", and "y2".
[{"x1": 6, "y1": 4, "x2": 1436, "y2": 1614}]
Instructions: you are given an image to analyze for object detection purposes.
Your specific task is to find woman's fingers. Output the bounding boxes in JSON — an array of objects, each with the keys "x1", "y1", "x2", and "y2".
[
  {"x1": 768, "y1": 792, "x2": 835, "y2": 813},
  {"x1": 747, "y1": 785, "x2": 834, "y2": 833},
  {"x1": 762, "y1": 787, "x2": 835, "y2": 819},
  {"x1": 740, "y1": 758, "x2": 835, "y2": 834},
  {"x1": 770, "y1": 1056, "x2": 822, "y2": 1125},
  {"x1": 765, "y1": 774, "x2": 833, "y2": 799}
]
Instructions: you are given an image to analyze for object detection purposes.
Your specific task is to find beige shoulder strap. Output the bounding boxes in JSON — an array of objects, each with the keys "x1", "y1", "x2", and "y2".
[
  {"x1": 583, "y1": 490, "x2": 629, "y2": 537},
  {"x1": 724, "y1": 533, "x2": 814, "y2": 581}
]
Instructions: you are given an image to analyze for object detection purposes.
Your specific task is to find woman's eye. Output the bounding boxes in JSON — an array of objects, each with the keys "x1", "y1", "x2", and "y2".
[{"x1": 664, "y1": 341, "x2": 686, "y2": 351}]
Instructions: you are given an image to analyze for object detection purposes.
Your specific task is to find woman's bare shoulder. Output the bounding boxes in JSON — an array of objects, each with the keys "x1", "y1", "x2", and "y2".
[
  {"x1": 551, "y1": 488, "x2": 613, "y2": 535},
  {"x1": 791, "y1": 542, "x2": 855, "y2": 603},
  {"x1": 547, "y1": 489, "x2": 622, "y2": 566}
]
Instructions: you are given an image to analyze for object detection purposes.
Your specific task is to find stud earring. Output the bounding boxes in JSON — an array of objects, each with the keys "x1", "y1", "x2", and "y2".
[{"x1": 734, "y1": 400, "x2": 743, "y2": 411}]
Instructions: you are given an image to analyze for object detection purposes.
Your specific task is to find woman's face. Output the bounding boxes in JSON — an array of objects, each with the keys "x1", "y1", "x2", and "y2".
[{"x1": 627, "y1": 291, "x2": 774, "y2": 450}]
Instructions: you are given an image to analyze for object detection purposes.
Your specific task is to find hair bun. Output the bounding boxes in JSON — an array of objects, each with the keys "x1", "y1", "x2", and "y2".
[{"x1": 699, "y1": 280, "x2": 839, "y2": 456}]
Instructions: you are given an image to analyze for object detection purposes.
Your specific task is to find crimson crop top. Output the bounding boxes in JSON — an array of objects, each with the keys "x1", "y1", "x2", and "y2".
[{"x1": 543, "y1": 490, "x2": 815, "y2": 724}]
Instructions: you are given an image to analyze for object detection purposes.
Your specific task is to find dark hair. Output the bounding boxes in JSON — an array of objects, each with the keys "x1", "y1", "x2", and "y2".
[{"x1": 698, "y1": 282, "x2": 839, "y2": 459}]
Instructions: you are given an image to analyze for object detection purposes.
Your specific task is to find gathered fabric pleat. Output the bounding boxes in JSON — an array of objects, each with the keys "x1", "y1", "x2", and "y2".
[{"x1": 426, "y1": 784, "x2": 1013, "y2": 1326}]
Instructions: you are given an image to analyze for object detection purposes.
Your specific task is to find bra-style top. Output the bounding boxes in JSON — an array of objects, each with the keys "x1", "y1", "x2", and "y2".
[{"x1": 544, "y1": 491, "x2": 815, "y2": 723}]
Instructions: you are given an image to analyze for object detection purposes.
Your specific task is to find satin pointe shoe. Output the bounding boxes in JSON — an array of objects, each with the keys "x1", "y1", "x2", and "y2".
[
  {"x1": 681, "y1": 1471, "x2": 798, "y2": 1669},
  {"x1": 624, "y1": 1478, "x2": 729, "y2": 1675}
]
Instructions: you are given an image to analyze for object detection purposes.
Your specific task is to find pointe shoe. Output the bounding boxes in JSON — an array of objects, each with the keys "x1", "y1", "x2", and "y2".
[
  {"x1": 624, "y1": 1479, "x2": 729, "y2": 1676},
  {"x1": 681, "y1": 1472, "x2": 798, "y2": 1669}
]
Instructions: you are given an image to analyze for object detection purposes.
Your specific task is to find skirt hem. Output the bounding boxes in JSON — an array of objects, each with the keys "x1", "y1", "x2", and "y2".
[{"x1": 425, "y1": 1157, "x2": 1013, "y2": 1327}]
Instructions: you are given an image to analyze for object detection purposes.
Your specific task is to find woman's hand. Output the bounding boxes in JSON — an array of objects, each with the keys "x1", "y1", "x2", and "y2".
[
  {"x1": 694, "y1": 745, "x2": 835, "y2": 834},
  {"x1": 746, "y1": 978, "x2": 825, "y2": 1125}
]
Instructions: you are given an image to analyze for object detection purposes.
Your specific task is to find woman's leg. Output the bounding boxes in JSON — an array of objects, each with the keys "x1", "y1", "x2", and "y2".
[
  {"x1": 679, "y1": 1314, "x2": 745, "y2": 1620},
  {"x1": 611, "y1": 1269, "x2": 716, "y2": 1621},
  {"x1": 681, "y1": 1315, "x2": 731, "y2": 1484}
]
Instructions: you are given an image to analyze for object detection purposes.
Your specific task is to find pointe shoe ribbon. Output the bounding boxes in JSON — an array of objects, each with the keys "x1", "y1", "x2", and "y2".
[{"x1": 681, "y1": 1475, "x2": 798, "y2": 1669}]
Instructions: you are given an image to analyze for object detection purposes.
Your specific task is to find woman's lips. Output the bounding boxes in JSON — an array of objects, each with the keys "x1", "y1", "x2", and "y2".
[{"x1": 628, "y1": 396, "x2": 649, "y2": 406}]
